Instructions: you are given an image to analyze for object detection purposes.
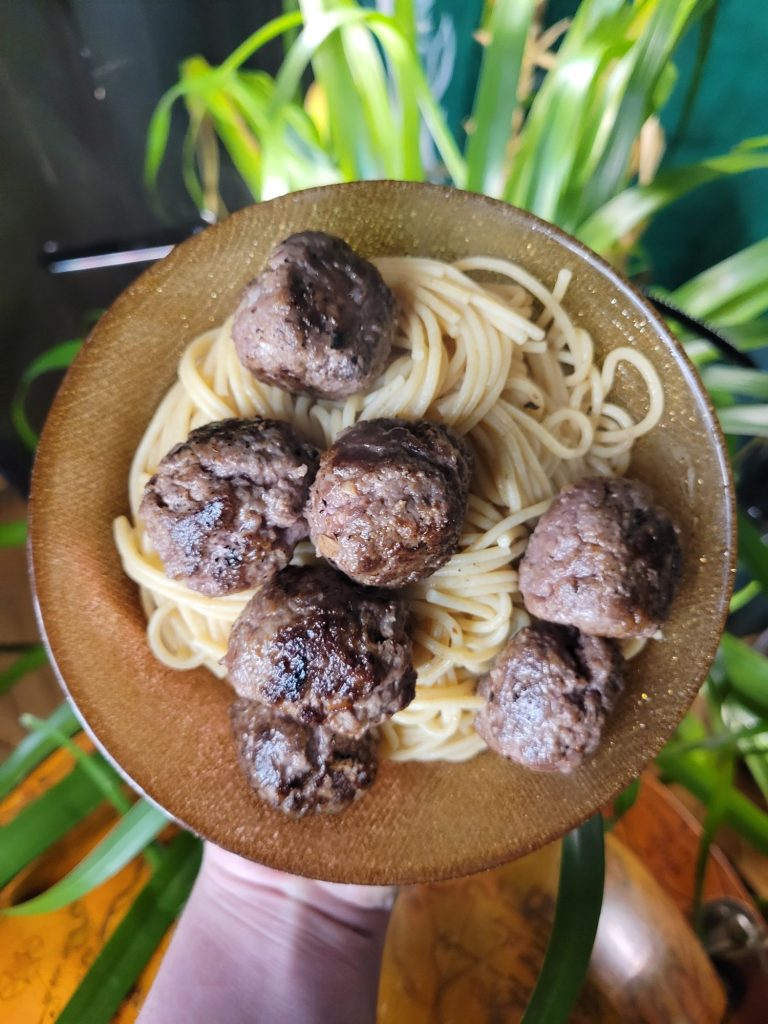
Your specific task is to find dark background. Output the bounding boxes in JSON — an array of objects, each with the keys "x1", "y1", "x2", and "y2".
[{"x1": 1, "y1": 0, "x2": 766, "y2": 491}]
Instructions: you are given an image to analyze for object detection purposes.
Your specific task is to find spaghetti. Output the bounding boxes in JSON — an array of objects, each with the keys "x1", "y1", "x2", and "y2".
[{"x1": 114, "y1": 255, "x2": 663, "y2": 763}]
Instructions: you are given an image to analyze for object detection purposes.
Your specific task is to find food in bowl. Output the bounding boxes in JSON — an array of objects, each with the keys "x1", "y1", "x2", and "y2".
[{"x1": 114, "y1": 230, "x2": 681, "y2": 815}]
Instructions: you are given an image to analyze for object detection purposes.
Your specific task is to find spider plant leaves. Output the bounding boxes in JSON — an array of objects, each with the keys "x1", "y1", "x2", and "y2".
[
  {"x1": 0, "y1": 755, "x2": 120, "y2": 889},
  {"x1": 729, "y1": 580, "x2": 761, "y2": 614},
  {"x1": 719, "y1": 633, "x2": 768, "y2": 715},
  {"x1": 145, "y1": 81, "x2": 189, "y2": 192},
  {"x1": 465, "y1": 0, "x2": 536, "y2": 196},
  {"x1": 0, "y1": 520, "x2": 27, "y2": 549},
  {"x1": 738, "y1": 511, "x2": 768, "y2": 595},
  {"x1": 521, "y1": 815, "x2": 605, "y2": 1024},
  {"x1": 277, "y1": 5, "x2": 461, "y2": 183},
  {"x1": 504, "y1": 16, "x2": 616, "y2": 219},
  {"x1": 55, "y1": 831, "x2": 202, "y2": 1024},
  {"x1": 219, "y1": 9, "x2": 305, "y2": 75},
  {"x1": 574, "y1": 0, "x2": 705, "y2": 224},
  {"x1": 0, "y1": 647, "x2": 47, "y2": 697},
  {"x1": 578, "y1": 141, "x2": 768, "y2": 253},
  {"x1": 703, "y1": 366, "x2": 768, "y2": 401},
  {"x1": 718, "y1": 406, "x2": 768, "y2": 438},
  {"x1": 0, "y1": 703, "x2": 80, "y2": 800},
  {"x1": 719, "y1": 321, "x2": 768, "y2": 352},
  {"x1": 145, "y1": 10, "x2": 305, "y2": 196},
  {"x1": 670, "y1": 0, "x2": 720, "y2": 144},
  {"x1": 147, "y1": 2, "x2": 465, "y2": 203},
  {"x1": 19, "y1": 713, "x2": 132, "y2": 819},
  {"x1": 11, "y1": 339, "x2": 83, "y2": 450},
  {"x1": 656, "y1": 731, "x2": 768, "y2": 854},
  {"x1": 721, "y1": 695, "x2": 768, "y2": 804},
  {"x1": 692, "y1": 746, "x2": 733, "y2": 921},
  {"x1": 3, "y1": 799, "x2": 169, "y2": 917},
  {"x1": 293, "y1": 1, "x2": 385, "y2": 180},
  {"x1": 671, "y1": 236, "x2": 768, "y2": 323},
  {"x1": 392, "y1": 0, "x2": 417, "y2": 46},
  {"x1": 181, "y1": 58, "x2": 264, "y2": 201},
  {"x1": 503, "y1": 0, "x2": 717, "y2": 229}
]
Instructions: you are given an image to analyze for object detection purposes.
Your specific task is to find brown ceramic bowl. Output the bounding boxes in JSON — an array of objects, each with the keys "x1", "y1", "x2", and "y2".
[{"x1": 29, "y1": 182, "x2": 735, "y2": 884}]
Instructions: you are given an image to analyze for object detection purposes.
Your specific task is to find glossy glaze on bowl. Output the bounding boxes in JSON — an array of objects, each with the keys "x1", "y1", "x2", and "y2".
[{"x1": 29, "y1": 183, "x2": 735, "y2": 883}]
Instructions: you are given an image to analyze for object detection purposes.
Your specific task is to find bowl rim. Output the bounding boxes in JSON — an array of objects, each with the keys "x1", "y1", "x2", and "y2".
[{"x1": 28, "y1": 181, "x2": 737, "y2": 880}]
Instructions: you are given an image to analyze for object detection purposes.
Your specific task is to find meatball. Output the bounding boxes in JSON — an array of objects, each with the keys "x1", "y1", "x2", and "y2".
[
  {"x1": 230, "y1": 699, "x2": 377, "y2": 817},
  {"x1": 518, "y1": 476, "x2": 682, "y2": 639},
  {"x1": 475, "y1": 621, "x2": 624, "y2": 773},
  {"x1": 232, "y1": 231, "x2": 395, "y2": 398},
  {"x1": 140, "y1": 418, "x2": 318, "y2": 596},
  {"x1": 224, "y1": 564, "x2": 416, "y2": 737},
  {"x1": 307, "y1": 418, "x2": 473, "y2": 588}
]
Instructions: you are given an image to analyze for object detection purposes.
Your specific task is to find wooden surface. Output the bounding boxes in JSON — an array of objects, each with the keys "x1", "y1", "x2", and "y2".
[{"x1": 379, "y1": 834, "x2": 726, "y2": 1023}]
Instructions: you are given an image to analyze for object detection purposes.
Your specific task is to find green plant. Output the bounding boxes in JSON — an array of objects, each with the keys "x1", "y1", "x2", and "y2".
[{"x1": 4, "y1": 1, "x2": 768, "y2": 1021}]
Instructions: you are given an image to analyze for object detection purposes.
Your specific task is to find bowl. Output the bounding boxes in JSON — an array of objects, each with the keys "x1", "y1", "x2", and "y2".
[{"x1": 29, "y1": 182, "x2": 735, "y2": 883}]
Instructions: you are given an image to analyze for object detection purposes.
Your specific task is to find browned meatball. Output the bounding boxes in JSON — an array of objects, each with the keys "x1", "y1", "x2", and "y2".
[
  {"x1": 232, "y1": 231, "x2": 395, "y2": 398},
  {"x1": 518, "y1": 477, "x2": 682, "y2": 639},
  {"x1": 224, "y1": 564, "x2": 416, "y2": 737},
  {"x1": 140, "y1": 418, "x2": 318, "y2": 596},
  {"x1": 230, "y1": 699, "x2": 377, "y2": 817},
  {"x1": 307, "y1": 418, "x2": 473, "y2": 588},
  {"x1": 475, "y1": 622, "x2": 624, "y2": 773}
]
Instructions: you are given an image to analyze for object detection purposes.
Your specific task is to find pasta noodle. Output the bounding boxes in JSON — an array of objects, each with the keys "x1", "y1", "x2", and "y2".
[{"x1": 114, "y1": 255, "x2": 663, "y2": 763}]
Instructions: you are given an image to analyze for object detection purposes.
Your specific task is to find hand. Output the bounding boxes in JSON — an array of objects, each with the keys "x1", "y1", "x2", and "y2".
[{"x1": 138, "y1": 842, "x2": 395, "y2": 1024}]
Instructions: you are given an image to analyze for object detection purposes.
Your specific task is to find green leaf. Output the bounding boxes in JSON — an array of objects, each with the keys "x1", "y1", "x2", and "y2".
[
  {"x1": 55, "y1": 832, "x2": 202, "y2": 1024},
  {"x1": 703, "y1": 365, "x2": 768, "y2": 400},
  {"x1": 578, "y1": 142, "x2": 768, "y2": 253},
  {"x1": 218, "y1": 10, "x2": 305, "y2": 75},
  {"x1": 521, "y1": 815, "x2": 605, "y2": 1024},
  {"x1": 0, "y1": 703, "x2": 80, "y2": 800},
  {"x1": 4, "y1": 799, "x2": 169, "y2": 916},
  {"x1": 692, "y1": 750, "x2": 733, "y2": 923},
  {"x1": 721, "y1": 696, "x2": 768, "y2": 804},
  {"x1": 144, "y1": 82, "x2": 185, "y2": 191},
  {"x1": 575, "y1": 0, "x2": 704, "y2": 223},
  {"x1": 0, "y1": 646, "x2": 47, "y2": 697},
  {"x1": 738, "y1": 511, "x2": 768, "y2": 594},
  {"x1": 0, "y1": 520, "x2": 27, "y2": 548},
  {"x1": 718, "y1": 405, "x2": 768, "y2": 438},
  {"x1": 662, "y1": 722, "x2": 768, "y2": 757},
  {"x1": 392, "y1": 0, "x2": 416, "y2": 46},
  {"x1": 671, "y1": 237, "x2": 768, "y2": 323},
  {"x1": 280, "y1": 0, "x2": 302, "y2": 63},
  {"x1": 465, "y1": 0, "x2": 536, "y2": 196},
  {"x1": 656, "y1": 741, "x2": 768, "y2": 853},
  {"x1": 720, "y1": 633, "x2": 768, "y2": 715},
  {"x1": 719, "y1": 321, "x2": 768, "y2": 352},
  {"x1": 11, "y1": 339, "x2": 83, "y2": 450},
  {"x1": 294, "y1": 1, "x2": 381, "y2": 179},
  {"x1": 670, "y1": 0, "x2": 720, "y2": 143},
  {"x1": 275, "y1": 6, "x2": 463, "y2": 184},
  {"x1": 0, "y1": 757, "x2": 115, "y2": 888},
  {"x1": 180, "y1": 95, "x2": 209, "y2": 211},
  {"x1": 145, "y1": 10, "x2": 305, "y2": 197},
  {"x1": 729, "y1": 579, "x2": 761, "y2": 614},
  {"x1": 505, "y1": 29, "x2": 609, "y2": 218},
  {"x1": 19, "y1": 713, "x2": 131, "y2": 818},
  {"x1": 605, "y1": 776, "x2": 641, "y2": 829}
]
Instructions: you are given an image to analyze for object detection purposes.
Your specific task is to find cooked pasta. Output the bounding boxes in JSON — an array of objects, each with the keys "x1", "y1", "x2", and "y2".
[{"x1": 114, "y1": 255, "x2": 663, "y2": 762}]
